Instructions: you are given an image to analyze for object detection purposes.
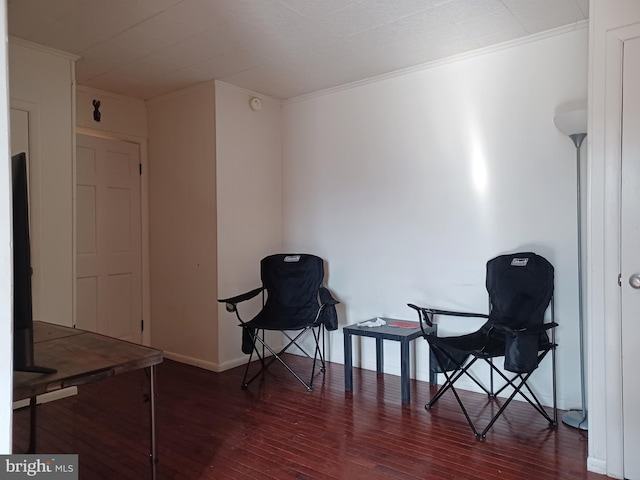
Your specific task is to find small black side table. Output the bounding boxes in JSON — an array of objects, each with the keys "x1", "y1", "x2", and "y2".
[{"x1": 343, "y1": 318, "x2": 437, "y2": 404}]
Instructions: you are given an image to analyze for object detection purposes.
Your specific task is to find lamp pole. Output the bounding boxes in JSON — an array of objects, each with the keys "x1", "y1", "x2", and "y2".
[
  {"x1": 553, "y1": 107, "x2": 588, "y2": 430},
  {"x1": 562, "y1": 131, "x2": 588, "y2": 430}
]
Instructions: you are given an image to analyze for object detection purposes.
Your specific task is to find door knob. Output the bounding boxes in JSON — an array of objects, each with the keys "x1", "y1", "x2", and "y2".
[{"x1": 629, "y1": 274, "x2": 640, "y2": 289}]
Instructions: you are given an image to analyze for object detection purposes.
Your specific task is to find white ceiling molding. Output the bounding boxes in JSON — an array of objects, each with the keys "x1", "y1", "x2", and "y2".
[{"x1": 9, "y1": 36, "x2": 80, "y2": 61}]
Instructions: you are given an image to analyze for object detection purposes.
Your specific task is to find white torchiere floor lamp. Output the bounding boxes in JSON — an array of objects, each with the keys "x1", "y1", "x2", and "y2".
[{"x1": 554, "y1": 107, "x2": 588, "y2": 430}]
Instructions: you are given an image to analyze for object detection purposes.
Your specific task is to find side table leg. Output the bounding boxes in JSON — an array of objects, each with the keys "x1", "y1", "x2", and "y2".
[
  {"x1": 400, "y1": 339, "x2": 410, "y2": 404},
  {"x1": 376, "y1": 338, "x2": 384, "y2": 374},
  {"x1": 429, "y1": 324, "x2": 438, "y2": 385},
  {"x1": 429, "y1": 349, "x2": 438, "y2": 385},
  {"x1": 344, "y1": 333, "x2": 353, "y2": 392}
]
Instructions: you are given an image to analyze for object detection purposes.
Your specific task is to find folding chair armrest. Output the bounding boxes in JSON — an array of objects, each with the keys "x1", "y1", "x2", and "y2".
[
  {"x1": 318, "y1": 287, "x2": 340, "y2": 331},
  {"x1": 407, "y1": 303, "x2": 488, "y2": 337},
  {"x1": 540, "y1": 322, "x2": 559, "y2": 330},
  {"x1": 218, "y1": 287, "x2": 264, "y2": 313},
  {"x1": 492, "y1": 322, "x2": 558, "y2": 335},
  {"x1": 319, "y1": 287, "x2": 339, "y2": 306},
  {"x1": 425, "y1": 308, "x2": 489, "y2": 319}
]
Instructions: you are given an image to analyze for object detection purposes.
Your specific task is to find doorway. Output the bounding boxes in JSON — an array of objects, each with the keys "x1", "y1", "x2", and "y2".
[{"x1": 75, "y1": 134, "x2": 142, "y2": 343}]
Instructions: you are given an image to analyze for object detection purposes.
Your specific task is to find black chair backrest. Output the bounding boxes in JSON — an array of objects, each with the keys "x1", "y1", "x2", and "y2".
[
  {"x1": 485, "y1": 252, "x2": 554, "y2": 330},
  {"x1": 260, "y1": 254, "x2": 324, "y2": 325}
]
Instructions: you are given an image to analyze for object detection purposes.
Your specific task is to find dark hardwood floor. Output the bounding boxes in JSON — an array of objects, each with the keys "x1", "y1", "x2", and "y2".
[{"x1": 13, "y1": 356, "x2": 603, "y2": 480}]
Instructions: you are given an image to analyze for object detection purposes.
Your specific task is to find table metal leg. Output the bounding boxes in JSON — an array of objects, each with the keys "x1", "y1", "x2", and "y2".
[
  {"x1": 344, "y1": 333, "x2": 353, "y2": 391},
  {"x1": 400, "y1": 339, "x2": 410, "y2": 404},
  {"x1": 375, "y1": 338, "x2": 384, "y2": 374},
  {"x1": 27, "y1": 397, "x2": 37, "y2": 453},
  {"x1": 149, "y1": 365, "x2": 158, "y2": 480}
]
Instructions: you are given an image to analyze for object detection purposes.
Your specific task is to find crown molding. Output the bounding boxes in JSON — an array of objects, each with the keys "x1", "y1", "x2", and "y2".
[
  {"x1": 9, "y1": 36, "x2": 80, "y2": 61},
  {"x1": 145, "y1": 79, "x2": 216, "y2": 106},
  {"x1": 76, "y1": 85, "x2": 146, "y2": 105}
]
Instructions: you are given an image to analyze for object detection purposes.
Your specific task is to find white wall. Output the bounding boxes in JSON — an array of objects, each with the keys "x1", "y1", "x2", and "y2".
[
  {"x1": 587, "y1": 1, "x2": 640, "y2": 477},
  {"x1": 8, "y1": 39, "x2": 75, "y2": 327},
  {"x1": 77, "y1": 86, "x2": 147, "y2": 138},
  {"x1": 282, "y1": 27, "x2": 588, "y2": 410},
  {"x1": 147, "y1": 81, "x2": 218, "y2": 369},
  {"x1": 215, "y1": 82, "x2": 283, "y2": 370},
  {"x1": 1, "y1": 0, "x2": 13, "y2": 453}
]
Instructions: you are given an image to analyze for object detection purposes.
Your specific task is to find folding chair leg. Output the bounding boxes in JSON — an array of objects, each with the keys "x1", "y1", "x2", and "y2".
[
  {"x1": 282, "y1": 325, "x2": 326, "y2": 382},
  {"x1": 312, "y1": 326, "x2": 326, "y2": 372},
  {"x1": 488, "y1": 350, "x2": 557, "y2": 427},
  {"x1": 552, "y1": 343, "x2": 558, "y2": 425},
  {"x1": 426, "y1": 348, "x2": 490, "y2": 409},
  {"x1": 242, "y1": 326, "x2": 325, "y2": 391},
  {"x1": 246, "y1": 338, "x2": 314, "y2": 390},
  {"x1": 241, "y1": 355, "x2": 253, "y2": 390},
  {"x1": 476, "y1": 375, "x2": 530, "y2": 439},
  {"x1": 489, "y1": 358, "x2": 495, "y2": 397},
  {"x1": 241, "y1": 330, "x2": 265, "y2": 390},
  {"x1": 426, "y1": 367, "x2": 466, "y2": 409},
  {"x1": 438, "y1": 368, "x2": 485, "y2": 439},
  {"x1": 319, "y1": 325, "x2": 326, "y2": 368},
  {"x1": 426, "y1": 343, "x2": 557, "y2": 439}
]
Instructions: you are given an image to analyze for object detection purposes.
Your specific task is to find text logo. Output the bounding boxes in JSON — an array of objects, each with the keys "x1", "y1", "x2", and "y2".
[{"x1": 1, "y1": 455, "x2": 77, "y2": 479}]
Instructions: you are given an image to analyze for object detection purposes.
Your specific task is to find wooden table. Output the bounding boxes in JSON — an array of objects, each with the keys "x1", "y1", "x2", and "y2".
[
  {"x1": 13, "y1": 321, "x2": 163, "y2": 479},
  {"x1": 343, "y1": 318, "x2": 436, "y2": 404}
]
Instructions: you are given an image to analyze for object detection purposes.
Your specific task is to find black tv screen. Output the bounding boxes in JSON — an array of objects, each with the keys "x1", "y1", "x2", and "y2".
[{"x1": 11, "y1": 152, "x2": 55, "y2": 374}]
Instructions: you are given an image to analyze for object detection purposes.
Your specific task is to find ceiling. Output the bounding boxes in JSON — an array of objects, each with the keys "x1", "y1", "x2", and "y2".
[{"x1": 7, "y1": 0, "x2": 588, "y2": 101}]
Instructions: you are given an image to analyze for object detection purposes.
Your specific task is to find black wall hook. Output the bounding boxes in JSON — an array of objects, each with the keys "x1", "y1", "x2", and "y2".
[{"x1": 92, "y1": 99, "x2": 101, "y2": 122}]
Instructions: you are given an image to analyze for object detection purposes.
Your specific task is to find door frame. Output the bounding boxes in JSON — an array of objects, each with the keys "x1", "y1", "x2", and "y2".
[
  {"x1": 587, "y1": 21, "x2": 640, "y2": 478},
  {"x1": 620, "y1": 35, "x2": 640, "y2": 480},
  {"x1": 75, "y1": 127, "x2": 151, "y2": 346}
]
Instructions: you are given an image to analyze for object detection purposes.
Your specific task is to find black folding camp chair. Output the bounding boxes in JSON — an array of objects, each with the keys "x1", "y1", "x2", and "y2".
[
  {"x1": 408, "y1": 252, "x2": 557, "y2": 439},
  {"x1": 219, "y1": 254, "x2": 339, "y2": 391}
]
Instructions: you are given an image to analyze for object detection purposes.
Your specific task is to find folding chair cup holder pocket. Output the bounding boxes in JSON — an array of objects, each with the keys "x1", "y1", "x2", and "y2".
[
  {"x1": 409, "y1": 252, "x2": 558, "y2": 440},
  {"x1": 218, "y1": 254, "x2": 339, "y2": 391}
]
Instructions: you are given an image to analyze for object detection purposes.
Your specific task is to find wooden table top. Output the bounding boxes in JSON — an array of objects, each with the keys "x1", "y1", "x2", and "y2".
[{"x1": 13, "y1": 321, "x2": 163, "y2": 401}]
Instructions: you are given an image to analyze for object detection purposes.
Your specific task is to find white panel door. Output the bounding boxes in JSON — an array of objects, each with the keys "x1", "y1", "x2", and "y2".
[
  {"x1": 621, "y1": 35, "x2": 640, "y2": 480},
  {"x1": 76, "y1": 134, "x2": 142, "y2": 343}
]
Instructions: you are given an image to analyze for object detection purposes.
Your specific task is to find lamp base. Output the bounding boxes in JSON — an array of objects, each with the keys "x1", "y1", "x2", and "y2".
[{"x1": 562, "y1": 410, "x2": 588, "y2": 430}]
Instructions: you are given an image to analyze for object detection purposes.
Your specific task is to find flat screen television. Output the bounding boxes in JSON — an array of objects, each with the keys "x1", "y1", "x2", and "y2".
[{"x1": 11, "y1": 152, "x2": 55, "y2": 374}]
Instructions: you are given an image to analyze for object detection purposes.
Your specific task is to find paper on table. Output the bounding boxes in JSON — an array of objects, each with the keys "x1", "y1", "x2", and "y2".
[
  {"x1": 357, "y1": 318, "x2": 386, "y2": 327},
  {"x1": 388, "y1": 320, "x2": 419, "y2": 328}
]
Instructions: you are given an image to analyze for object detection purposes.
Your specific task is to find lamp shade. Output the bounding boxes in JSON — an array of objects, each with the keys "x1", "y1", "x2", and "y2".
[{"x1": 554, "y1": 109, "x2": 587, "y2": 136}]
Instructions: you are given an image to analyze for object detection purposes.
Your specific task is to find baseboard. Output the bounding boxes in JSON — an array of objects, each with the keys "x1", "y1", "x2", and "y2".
[
  {"x1": 216, "y1": 356, "x2": 252, "y2": 372},
  {"x1": 163, "y1": 345, "x2": 287, "y2": 373},
  {"x1": 162, "y1": 351, "x2": 222, "y2": 372},
  {"x1": 586, "y1": 457, "x2": 607, "y2": 476},
  {"x1": 13, "y1": 387, "x2": 78, "y2": 409}
]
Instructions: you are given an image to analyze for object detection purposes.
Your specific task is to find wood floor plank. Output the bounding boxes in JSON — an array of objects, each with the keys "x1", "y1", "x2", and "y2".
[{"x1": 13, "y1": 356, "x2": 603, "y2": 480}]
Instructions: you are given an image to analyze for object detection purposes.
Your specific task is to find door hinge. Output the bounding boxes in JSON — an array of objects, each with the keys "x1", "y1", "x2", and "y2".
[
  {"x1": 141, "y1": 319, "x2": 144, "y2": 332},
  {"x1": 618, "y1": 273, "x2": 622, "y2": 287},
  {"x1": 139, "y1": 163, "x2": 142, "y2": 175}
]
